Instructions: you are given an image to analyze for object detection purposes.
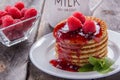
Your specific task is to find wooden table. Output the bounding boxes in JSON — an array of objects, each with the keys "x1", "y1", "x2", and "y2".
[{"x1": 0, "y1": 0, "x2": 120, "y2": 80}]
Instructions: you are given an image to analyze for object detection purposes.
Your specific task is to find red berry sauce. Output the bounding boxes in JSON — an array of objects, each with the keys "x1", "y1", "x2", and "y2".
[
  {"x1": 53, "y1": 21, "x2": 102, "y2": 44},
  {"x1": 50, "y1": 59, "x2": 80, "y2": 72},
  {"x1": 51, "y1": 21, "x2": 103, "y2": 72}
]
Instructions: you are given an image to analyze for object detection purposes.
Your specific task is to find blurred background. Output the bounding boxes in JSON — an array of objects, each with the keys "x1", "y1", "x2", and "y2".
[{"x1": 0, "y1": 0, "x2": 120, "y2": 80}]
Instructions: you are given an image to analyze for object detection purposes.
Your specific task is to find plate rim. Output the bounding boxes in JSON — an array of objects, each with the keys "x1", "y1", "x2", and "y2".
[{"x1": 29, "y1": 30, "x2": 120, "y2": 79}]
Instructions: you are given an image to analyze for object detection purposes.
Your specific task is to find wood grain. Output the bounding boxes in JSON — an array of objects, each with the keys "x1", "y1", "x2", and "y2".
[
  {"x1": 93, "y1": 0, "x2": 120, "y2": 32},
  {"x1": 0, "y1": 0, "x2": 43, "y2": 80},
  {"x1": 29, "y1": 0, "x2": 120, "y2": 80}
]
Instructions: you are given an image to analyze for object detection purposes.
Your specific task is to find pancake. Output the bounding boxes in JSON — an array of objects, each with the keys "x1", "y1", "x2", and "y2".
[{"x1": 53, "y1": 16, "x2": 108, "y2": 67}]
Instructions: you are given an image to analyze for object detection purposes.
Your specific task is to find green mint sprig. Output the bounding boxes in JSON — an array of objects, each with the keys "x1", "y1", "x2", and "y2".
[{"x1": 79, "y1": 56, "x2": 114, "y2": 73}]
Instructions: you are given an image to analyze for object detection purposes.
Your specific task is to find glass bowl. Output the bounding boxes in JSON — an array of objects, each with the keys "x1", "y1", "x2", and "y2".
[{"x1": 0, "y1": 14, "x2": 40, "y2": 47}]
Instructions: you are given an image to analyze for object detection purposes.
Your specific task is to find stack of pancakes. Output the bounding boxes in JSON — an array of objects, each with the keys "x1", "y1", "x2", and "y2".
[{"x1": 54, "y1": 17, "x2": 108, "y2": 67}]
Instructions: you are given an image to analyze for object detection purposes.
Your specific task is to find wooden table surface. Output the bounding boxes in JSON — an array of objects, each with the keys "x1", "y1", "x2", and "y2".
[{"x1": 0, "y1": 0, "x2": 120, "y2": 80}]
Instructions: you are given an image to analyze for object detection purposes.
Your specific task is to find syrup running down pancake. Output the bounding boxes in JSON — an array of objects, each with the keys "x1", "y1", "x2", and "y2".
[{"x1": 50, "y1": 12, "x2": 108, "y2": 71}]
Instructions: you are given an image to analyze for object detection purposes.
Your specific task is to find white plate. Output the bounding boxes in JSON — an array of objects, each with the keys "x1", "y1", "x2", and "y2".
[{"x1": 29, "y1": 30, "x2": 120, "y2": 79}]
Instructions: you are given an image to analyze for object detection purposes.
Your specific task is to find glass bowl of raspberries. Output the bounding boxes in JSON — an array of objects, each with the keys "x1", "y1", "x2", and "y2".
[{"x1": 0, "y1": 1, "x2": 40, "y2": 47}]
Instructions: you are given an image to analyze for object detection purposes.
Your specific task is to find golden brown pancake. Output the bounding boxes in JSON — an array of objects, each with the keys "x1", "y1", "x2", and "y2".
[{"x1": 53, "y1": 16, "x2": 108, "y2": 67}]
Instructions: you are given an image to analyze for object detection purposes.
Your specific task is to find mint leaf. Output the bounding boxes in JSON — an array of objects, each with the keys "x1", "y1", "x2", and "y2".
[
  {"x1": 98, "y1": 68, "x2": 113, "y2": 74},
  {"x1": 89, "y1": 56, "x2": 99, "y2": 65},
  {"x1": 79, "y1": 56, "x2": 114, "y2": 73},
  {"x1": 79, "y1": 64, "x2": 93, "y2": 72},
  {"x1": 93, "y1": 63, "x2": 103, "y2": 71},
  {"x1": 99, "y1": 58, "x2": 106, "y2": 67},
  {"x1": 90, "y1": 57, "x2": 114, "y2": 73},
  {"x1": 103, "y1": 58, "x2": 114, "y2": 69},
  {"x1": 97, "y1": 58, "x2": 113, "y2": 70}
]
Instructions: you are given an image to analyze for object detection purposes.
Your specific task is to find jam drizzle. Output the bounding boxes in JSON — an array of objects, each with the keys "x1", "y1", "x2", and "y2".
[
  {"x1": 50, "y1": 59, "x2": 80, "y2": 72},
  {"x1": 53, "y1": 22, "x2": 102, "y2": 45},
  {"x1": 52, "y1": 21, "x2": 103, "y2": 72}
]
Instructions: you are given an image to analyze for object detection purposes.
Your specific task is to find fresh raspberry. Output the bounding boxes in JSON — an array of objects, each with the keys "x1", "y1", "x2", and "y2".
[
  {"x1": 0, "y1": 10, "x2": 8, "y2": 25},
  {"x1": 0, "y1": 18, "x2": 2, "y2": 25},
  {"x1": 14, "y1": 19, "x2": 23, "y2": 31},
  {"x1": 73, "y1": 11, "x2": 86, "y2": 24},
  {"x1": 24, "y1": 8, "x2": 37, "y2": 19},
  {"x1": 21, "y1": 8, "x2": 28, "y2": 17},
  {"x1": 0, "y1": 10, "x2": 8, "y2": 17},
  {"x1": 6, "y1": 31, "x2": 24, "y2": 41},
  {"x1": 12, "y1": 31, "x2": 24, "y2": 40},
  {"x1": 67, "y1": 16, "x2": 82, "y2": 31},
  {"x1": 15, "y1": 1, "x2": 25, "y2": 10},
  {"x1": 5, "y1": 31, "x2": 13, "y2": 40},
  {"x1": 23, "y1": 19, "x2": 34, "y2": 31},
  {"x1": 20, "y1": 17, "x2": 25, "y2": 20},
  {"x1": 5, "y1": 5, "x2": 11, "y2": 12},
  {"x1": 8, "y1": 7, "x2": 22, "y2": 19},
  {"x1": 3, "y1": 29, "x2": 9, "y2": 36},
  {"x1": 82, "y1": 20, "x2": 96, "y2": 33},
  {"x1": 2, "y1": 15, "x2": 14, "y2": 28}
]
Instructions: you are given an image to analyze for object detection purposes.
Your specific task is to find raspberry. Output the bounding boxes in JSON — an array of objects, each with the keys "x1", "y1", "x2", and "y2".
[
  {"x1": 21, "y1": 8, "x2": 28, "y2": 17},
  {"x1": 15, "y1": 1, "x2": 25, "y2": 10},
  {"x1": 2, "y1": 15, "x2": 14, "y2": 33},
  {"x1": 24, "y1": 8, "x2": 37, "y2": 19},
  {"x1": 2, "y1": 15, "x2": 14, "y2": 28},
  {"x1": 8, "y1": 7, "x2": 22, "y2": 19},
  {"x1": 5, "y1": 5, "x2": 11, "y2": 12},
  {"x1": 12, "y1": 31, "x2": 24, "y2": 40},
  {"x1": 82, "y1": 20, "x2": 96, "y2": 33},
  {"x1": 23, "y1": 19, "x2": 34, "y2": 31},
  {"x1": 0, "y1": 10, "x2": 8, "y2": 17},
  {"x1": 73, "y1": 11, "x2": 86, "y2": 24},
  {"x1": 20, "y1": 17, "x2": 25, "y2": 20},
  {"x1": 14, "y1": 19, "x2": 23, "y2": 31},
  {"x1": 6, "y1": 31, "x2": 24, "y2": 41},
  {"x1": 67, "y1": 16, "x2": 82, "y2": 31},
  {"x1": 6, "y1": 31, "x2": 13, "y2": 40},
  {"x1": 12, "y1": 32, "x2": 24, "y2": 40},
  {"x1": 0, "y1": 18, "x2": 2, "y2": 25},
  {"x1": 0, "y1": 10, "x2": 8, "y2": 25}
]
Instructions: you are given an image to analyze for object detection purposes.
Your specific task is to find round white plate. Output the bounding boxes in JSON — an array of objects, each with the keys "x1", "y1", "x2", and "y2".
[{"x1": 30, "y1": 30, "x2": 120, "y2": 79}]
